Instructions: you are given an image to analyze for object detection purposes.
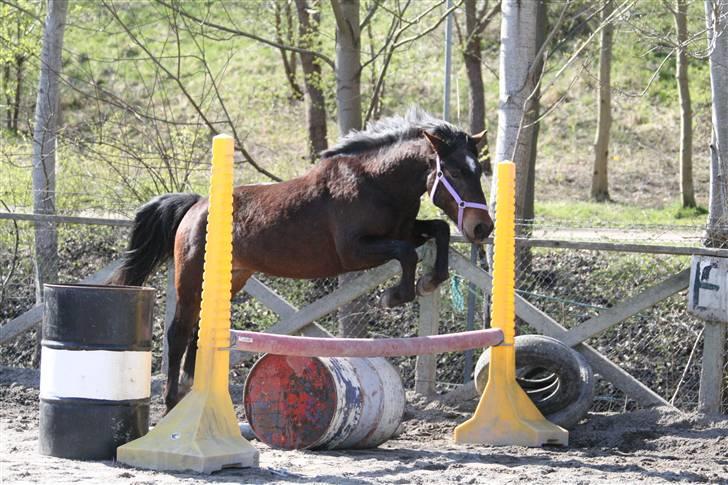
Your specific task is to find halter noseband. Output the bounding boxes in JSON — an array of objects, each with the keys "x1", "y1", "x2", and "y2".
[{"x1": 429, "y1": 156, "x2": 489, "y2": 233}]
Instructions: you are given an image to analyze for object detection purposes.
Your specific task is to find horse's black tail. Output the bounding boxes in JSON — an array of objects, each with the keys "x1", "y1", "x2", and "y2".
[{"x1": 111, "y1": 193, "x2": 202, "y2": 286}]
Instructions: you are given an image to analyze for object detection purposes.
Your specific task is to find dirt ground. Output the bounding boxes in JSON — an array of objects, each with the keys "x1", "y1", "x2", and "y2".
[{"x1": 1, "y1": 367, "x2": 726, "y2": 485}]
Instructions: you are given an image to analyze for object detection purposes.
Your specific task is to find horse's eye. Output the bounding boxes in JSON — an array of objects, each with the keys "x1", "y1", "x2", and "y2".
[{"x1": 449, "y1": 170, "x2": 462, "y2": 179}]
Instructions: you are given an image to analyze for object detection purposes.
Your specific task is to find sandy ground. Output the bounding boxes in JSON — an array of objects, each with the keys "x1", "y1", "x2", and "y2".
[{"x1": 1, "y1": 367, "x2": 726, "y2": 485}]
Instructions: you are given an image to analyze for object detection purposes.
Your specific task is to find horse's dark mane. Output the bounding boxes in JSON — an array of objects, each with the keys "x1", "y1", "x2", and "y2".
[{"x1": 321, "y1": 107, "x2": 464, "y2": 159}]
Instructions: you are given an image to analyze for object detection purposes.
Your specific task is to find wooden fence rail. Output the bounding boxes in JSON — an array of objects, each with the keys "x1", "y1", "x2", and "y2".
[{"x1": 1, "y1": 212, "x2": 725, "y2": 413}]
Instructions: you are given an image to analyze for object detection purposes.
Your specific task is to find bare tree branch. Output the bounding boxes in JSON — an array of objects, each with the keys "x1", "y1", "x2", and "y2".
[
  {"x1": 153, "y1": 0, "x2": 335, "y2": 69},
  {"x1": 103, "y1": 0, "x2": 282, "y2": 182}
]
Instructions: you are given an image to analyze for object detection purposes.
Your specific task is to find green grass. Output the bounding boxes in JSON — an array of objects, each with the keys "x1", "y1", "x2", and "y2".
[
  {"x1": 535, "y1": 200, "x2": 708, "y2": 227},
  {"x1": 0, "y1": 1, "x2": 716, "y2": 230}
]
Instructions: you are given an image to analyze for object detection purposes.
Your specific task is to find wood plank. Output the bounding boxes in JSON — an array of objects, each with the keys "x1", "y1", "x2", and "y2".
[
  {"x1": 298, "y1": 323, "x2": 334, "y2": 338},
  {"x1": 415, "y1": 242, "x2": 440, "y2": 396},
  {"x1": 562, "y1": 268, "x2": 691, "y2": 347},
  {"x1": 243, "y1": 277, "x2": 297, "y2": 319},
  {"x1": 231, "y1": 279, "x2": 332, "y2": 365},
  {"x1": 262, "y1": 255, "x2": 411, "y2": 337},
  {"x1": 440, "y1": 380, "x2": 478, "y2": 405},
  {"x1": 698, "y1": 321, "x2": 726, "y2": 414},
  {"x1": 449, "y1": 234, "x2": 728, "y2": 258},
  {"x1": 0, "y1": 306, "x2": 43, "y2": 347},
  {"x1": 449, "y1": 248, "x2": 672, "y2": 408},
  {"x1": 230, "y1": 259, "x2": 408, "y2": 363},
  {"x1": 0, "y1": 212, "x2": 133, "y2": 227},
  {"x1": 0, "y1": 259, "x2": 123, "y2": 345}
]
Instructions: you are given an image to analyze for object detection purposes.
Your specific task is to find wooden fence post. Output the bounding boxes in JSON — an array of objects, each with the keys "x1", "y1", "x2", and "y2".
[
  {"x1": 688, "y1": 255, "x2": 727, "y2": 414},
  {"x1": 698, "y1": 321, "x2": 726, "y2": 414},
  {"x1": 415, "y1": 241, "x2": 440, "y2": 396}
]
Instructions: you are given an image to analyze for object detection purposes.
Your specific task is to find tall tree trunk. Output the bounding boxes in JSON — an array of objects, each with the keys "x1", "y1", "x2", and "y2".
[
  {"x1": 523, "y1": 1, "x2": 546, "y2": 226},
  {"x1": 331, "y1": 0, "x2": 362, "y2": 133},
  {"x1": 3, "y1": 63, "x2": 11, "y2": 131},
  {"x1": 462, "y1": 0, "x2": 492, "y2": 136},
  {"x1": 332, "y1": 0, "x2": 364, "y2": 337},
  {"x1": 294, "y1": 0, "x2": 328, "y2": 162},
  {"x1": 591, "y1": 0, "x2": 613, "y2": 202},
  {"x1": 31, "y1": 0, "x2": 68, "y2": 366},
  {"x1": 704, "y1": 0, "x2": 728, "y2": 247},
  {"x1": 274, "y1": 0, "x2": 304, "y2": 101},
  {"x1": 675, "y1": 0, "x2": 696, "y2": 208},
  {"x1": 12, "y1": 55, "x2": 25, "y2": 133},
  {"x1": 11, "y1": 54, "x2": 25, "y2": 133},
  {"x1": 492, "y1": 0, "x2": 546, "y2": 224}
]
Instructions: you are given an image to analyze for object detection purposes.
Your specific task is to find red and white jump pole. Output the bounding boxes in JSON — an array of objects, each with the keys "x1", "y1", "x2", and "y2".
[{"x1": 230, "y1": 328, "x2": 504, "y2": 358}]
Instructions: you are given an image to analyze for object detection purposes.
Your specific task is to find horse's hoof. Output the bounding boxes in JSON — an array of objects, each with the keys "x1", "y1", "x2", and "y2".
[
  {"x1": 381, "y1": 288, "x2": 404, "y2": 308},
  {"x1": 381, "y1": 287, "x2": 415, "y2": 308},
  {"x1": 416, "y1": 274, "x2": 447, "y2": 296},
  {"x1": 416, "y1": 277, "x2": 435, "y2": 296},
  {"x1": 164, "y1": 397, "x2": 179, "y2": 415},
  {"x1": 380, "y1": 291, "x2": 399, "y2": 308},
  {"x1": 179, "y1": 371, "x2": 194, "y2": 394}
]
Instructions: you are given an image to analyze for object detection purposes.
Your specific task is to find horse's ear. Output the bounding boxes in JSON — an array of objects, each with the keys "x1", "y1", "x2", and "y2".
[
  {"x1": 423, "y1": 130, "x2": 448, "y2": 155},
  {"x1": 471, "y1": 129, "x2": 488, "y2": 150}
]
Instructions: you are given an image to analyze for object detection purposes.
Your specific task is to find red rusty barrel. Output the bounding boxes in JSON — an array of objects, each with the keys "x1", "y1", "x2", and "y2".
[{"x1": 243, "y1": 354, "x2": 405, "y2": 450}]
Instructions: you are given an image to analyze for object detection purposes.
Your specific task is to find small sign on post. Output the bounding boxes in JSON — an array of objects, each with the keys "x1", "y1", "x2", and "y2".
[
  {"x1": 687, "y1": 255, "x2": 727, "y2": 415},
  {"x1": 688, "y1": 256, "x2": 728, "y2": 322}
]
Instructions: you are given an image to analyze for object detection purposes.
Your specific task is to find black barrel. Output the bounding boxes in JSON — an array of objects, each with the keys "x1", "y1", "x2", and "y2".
[{"x1": 39, "y1": 283, "x2": 155, "y2": 460}]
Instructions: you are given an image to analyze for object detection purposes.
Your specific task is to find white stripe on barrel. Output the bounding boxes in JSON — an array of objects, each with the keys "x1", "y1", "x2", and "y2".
[{"x1": 40, "y1": 348, "x2": 151, "y2": 401}]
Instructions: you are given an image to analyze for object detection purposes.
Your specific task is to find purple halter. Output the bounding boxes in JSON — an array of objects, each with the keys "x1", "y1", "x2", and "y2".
[{"x1": 429, "y1": 156, "x2": 489, "y2": 233}]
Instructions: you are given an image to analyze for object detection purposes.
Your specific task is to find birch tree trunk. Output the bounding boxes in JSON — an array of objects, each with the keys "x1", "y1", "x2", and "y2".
[
  {"x1": 591, "y1": 0, "x2": 613, "y2": 202},
  {"x1": 31, "y1": 0, "x2": 68, "y2": 365},
  {"x1": 675, "y1": 0, "x2": 696, "y2": 208},
  {"x1": 332, "y1": 0, "x2": 364, "y2": 337},
  {"x1": 295, "y1": 0, "x2": 328, "y2": 161},
  {"x1": 491, "y1": 0, "x2": 546, "y2": 224},
  {"x1": 331, "y1": 0, "x2": 362, "y2": 133},
  {"x1": 704, "y1": 0, "x2": 728, "y2": 247}
]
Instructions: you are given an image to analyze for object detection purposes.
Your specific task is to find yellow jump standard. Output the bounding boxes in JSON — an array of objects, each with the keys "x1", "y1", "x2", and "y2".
[
  {"x1": 117, "y1": 135, "x2": 260, "y2": 472},
  {"x1": 454, "y1": 160, "x2": 568, "y2": 447}
]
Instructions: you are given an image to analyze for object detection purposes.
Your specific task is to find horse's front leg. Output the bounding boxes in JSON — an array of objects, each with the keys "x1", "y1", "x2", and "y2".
[
  {"x1": 337, "y1": 237, "x2": 418, "y2": 308},
  {"x1": 412, "y1": 219, "x2": 450, "y2": 295}
]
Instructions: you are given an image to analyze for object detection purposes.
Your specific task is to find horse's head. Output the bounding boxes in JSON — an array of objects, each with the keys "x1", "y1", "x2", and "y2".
[{"x1": 423, "y1": 129, "x2": 494, "y2": 244}]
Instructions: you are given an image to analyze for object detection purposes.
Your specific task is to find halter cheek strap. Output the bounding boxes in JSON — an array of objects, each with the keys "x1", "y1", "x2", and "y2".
[{"x1": 429, "y1": 156, "x2": 489, "y2": 233}]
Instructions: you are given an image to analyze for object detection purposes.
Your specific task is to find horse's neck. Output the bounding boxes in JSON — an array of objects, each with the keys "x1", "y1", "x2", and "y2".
[{"x1": 371, "y1": 142, "x2": 432, "y2": 197}]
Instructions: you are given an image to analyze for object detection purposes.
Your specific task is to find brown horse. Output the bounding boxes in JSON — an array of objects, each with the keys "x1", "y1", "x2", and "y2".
[{"x1": 111, "y1": 109, "x2": 493, "y2": 411}]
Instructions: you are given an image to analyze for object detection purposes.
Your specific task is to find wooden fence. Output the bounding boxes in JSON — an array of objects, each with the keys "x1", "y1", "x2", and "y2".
[{"x1": 1, "y1": 213, "x2": 726, "y2": 414}]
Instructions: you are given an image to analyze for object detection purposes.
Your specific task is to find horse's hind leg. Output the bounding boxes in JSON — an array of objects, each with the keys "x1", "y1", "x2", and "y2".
[
  {"x1": 165, "y1": 296, "x2": 201, "y2": 411},
  {"x1": 177, "y1": 268, "x2": 253, "y2": 396}
]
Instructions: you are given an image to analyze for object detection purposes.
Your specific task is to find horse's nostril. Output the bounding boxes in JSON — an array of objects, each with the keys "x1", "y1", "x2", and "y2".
[{"x1": 473, "y1": 223, "x2": 489, "y2": 240}]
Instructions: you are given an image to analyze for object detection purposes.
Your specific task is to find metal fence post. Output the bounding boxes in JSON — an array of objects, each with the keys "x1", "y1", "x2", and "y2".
[{"x1": 415, "y1": 241, "x2": 440, "y2": 395}]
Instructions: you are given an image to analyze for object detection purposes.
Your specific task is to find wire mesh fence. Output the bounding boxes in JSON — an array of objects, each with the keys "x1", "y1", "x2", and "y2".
[{"x1": 1, "y1": 216, "x2": 726, "y2": 415}]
